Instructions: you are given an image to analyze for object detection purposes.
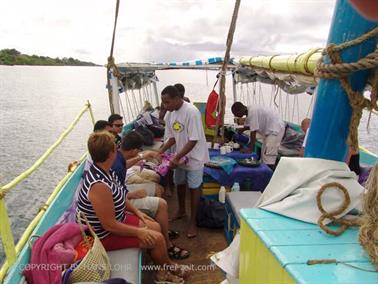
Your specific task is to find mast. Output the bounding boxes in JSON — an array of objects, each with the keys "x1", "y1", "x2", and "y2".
[{"x1": 305, "y1": 0, "x2": 377, "y2": 161}]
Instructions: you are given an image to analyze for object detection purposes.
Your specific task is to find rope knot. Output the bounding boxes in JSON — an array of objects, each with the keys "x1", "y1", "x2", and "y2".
[{"x1": 317, "y1": 182, "x2": 360, "y2": 236}]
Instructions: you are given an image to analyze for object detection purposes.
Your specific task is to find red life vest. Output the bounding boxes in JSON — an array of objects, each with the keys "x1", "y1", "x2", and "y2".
[{"x1": 205, "y1": 90, "x2": 222, "y2": 127}]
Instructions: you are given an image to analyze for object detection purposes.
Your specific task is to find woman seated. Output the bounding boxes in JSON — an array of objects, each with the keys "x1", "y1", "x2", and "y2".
[{"x1": 77, "y1": 131, "x2": 186, "y2": 283}]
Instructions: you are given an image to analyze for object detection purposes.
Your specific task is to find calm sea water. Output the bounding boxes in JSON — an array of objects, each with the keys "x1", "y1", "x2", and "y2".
[{"x1": 0, "y1": 66, "x2": 377, "y2": 262}]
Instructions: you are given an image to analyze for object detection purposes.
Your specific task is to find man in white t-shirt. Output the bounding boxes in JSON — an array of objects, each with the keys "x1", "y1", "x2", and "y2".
[
  {"x1": 159, "y1": 85, "x2": 209, "y2": 238},
  {"x1": 231, "y1": 102, "x2": 285, "y2": 169}
]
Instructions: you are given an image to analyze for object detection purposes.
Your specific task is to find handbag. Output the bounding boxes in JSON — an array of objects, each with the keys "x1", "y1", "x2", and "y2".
[{"x1": 68, "y1": 212, "x2": 111, "y2": 283}]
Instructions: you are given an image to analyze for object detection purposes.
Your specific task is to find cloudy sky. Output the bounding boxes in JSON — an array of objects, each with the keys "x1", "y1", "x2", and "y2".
[{"x1": 0, "y1": 0, "x2": 335, "y2": 65}]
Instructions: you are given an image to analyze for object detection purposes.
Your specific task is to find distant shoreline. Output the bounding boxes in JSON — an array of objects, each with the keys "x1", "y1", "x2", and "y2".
[
  {"x1": 0, "y1": 48, "x2": 99, "y2": 66},
  {"x1": 0, "y1": 64, "x2": 102, "y2": 67}
]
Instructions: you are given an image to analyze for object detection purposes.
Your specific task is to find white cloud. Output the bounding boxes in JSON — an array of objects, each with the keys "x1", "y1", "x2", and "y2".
[{"x1": 0, "y1": 0, "x2": 334, "y2": 64}]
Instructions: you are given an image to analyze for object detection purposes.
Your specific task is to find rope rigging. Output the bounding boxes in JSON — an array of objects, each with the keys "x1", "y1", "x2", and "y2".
[
  {"x1": 315, "y1": 27, "x2": 378, "y2": 152},
  {"x1": 213, "y1": 0, "x2": 241, "y2": 144}
]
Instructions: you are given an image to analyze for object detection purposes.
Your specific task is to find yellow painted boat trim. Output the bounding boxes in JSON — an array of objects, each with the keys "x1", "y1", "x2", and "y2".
[
  {"x1": 0, "y1": 101, "x2": 95, "y2": 282},
  {"x1": 239, "y1": 48, "x2": 322, "y2": 76},
  {"x1": 239, "y1": 219, "x2": 295, "y2": 284}
]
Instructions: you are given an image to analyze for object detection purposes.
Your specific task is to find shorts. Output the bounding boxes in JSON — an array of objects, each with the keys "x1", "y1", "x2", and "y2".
[
  {"x1": 127, "y1": 183, "x2": 156, "y2": 196},
  {"x1": 173, "y1": 168, "x2": 203, "y2": 189},
  {"x1": 101, "y1": 212, "x2": 140, "y2": 251},
  {"x1": 129, "y1": 196, "x2": 160, "y2": 217},
  {"x1": 261, "y1": 128, "x2": 285, "y2": 165}
]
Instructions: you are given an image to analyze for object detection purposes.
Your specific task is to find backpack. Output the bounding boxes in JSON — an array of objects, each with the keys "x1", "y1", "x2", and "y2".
[
  {"x1": 147, "y1": 124, "x2": 165, "y2": 138},
  {"x1": 196, "y1": 197, "x2": 225, "y2": 229},
  {"x1": 134, "y1": 126, "x2": 155, "y2": 146}
]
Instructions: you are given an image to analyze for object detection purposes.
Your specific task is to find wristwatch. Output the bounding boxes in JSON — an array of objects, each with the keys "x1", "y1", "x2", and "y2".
[{"x1": 138, "y1": 153, "x2": 144, "y2": 159}]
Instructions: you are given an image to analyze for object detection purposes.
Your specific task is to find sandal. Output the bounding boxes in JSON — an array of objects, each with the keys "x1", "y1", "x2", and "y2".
[
  {"x1": 168, "y1": 245, "x2": 190, "y2": 260},
  {"x1": 168, "y1": 230, "x2": 179, "y2": 240},
  {"x1": 155, "y1": 270, "x2": 184, "y2": 284},
  {"x1": 170, "y1": 264, "x2": 191, "y2": 278}
]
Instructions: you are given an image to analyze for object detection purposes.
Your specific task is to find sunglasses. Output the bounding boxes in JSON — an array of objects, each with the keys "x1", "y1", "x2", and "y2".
[{"x1": 113, "y1": 124, "x2": 124, "y2": 128}]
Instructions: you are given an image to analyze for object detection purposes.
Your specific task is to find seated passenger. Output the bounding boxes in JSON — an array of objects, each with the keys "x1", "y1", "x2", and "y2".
[
  {"x1": 77, "y1": 131, "x2": 187, "y2": 282},
  {"x1": 112, "y1": 131, "x2": 190, "y2": 260},
  {"x1": 108, "y1": 113, "x2": 124, "y2": 147}
]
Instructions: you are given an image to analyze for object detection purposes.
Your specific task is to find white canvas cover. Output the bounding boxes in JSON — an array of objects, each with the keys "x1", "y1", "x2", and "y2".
[{"x1": 257, "y1": 157, "x2": 363, "y2": 224}]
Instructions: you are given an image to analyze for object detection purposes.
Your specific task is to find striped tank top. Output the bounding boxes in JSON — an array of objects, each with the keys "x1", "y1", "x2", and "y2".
[{"x1": 77, "y1": 163, "x2": 128, "y2": 239}]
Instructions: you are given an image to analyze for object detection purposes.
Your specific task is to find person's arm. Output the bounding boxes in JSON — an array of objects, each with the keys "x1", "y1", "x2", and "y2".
[
  {"x1": 237, "y1": 125, "x2": 250, "y2": 134},
  {"x1": 126, "y1": 154, "x2": 144, "y2": 169},
  {"x1": 241, "y1": 130, "x2": 256, "y2": 153},
  {"x1": 126, "y1": 150, "x2": 161, "y2": 169},
  {"x1": 88, "y1": 183, "x2": 142, "y2": 236},
  {"x1": 159, "y1": 137, "x2": 176, "y2": 154},
  {"x1": 170, "y1": 140, "x2": 197, "y2": 168},
  {"x1": 125, "y1": 199, "x2": 155, "y2": 224}
]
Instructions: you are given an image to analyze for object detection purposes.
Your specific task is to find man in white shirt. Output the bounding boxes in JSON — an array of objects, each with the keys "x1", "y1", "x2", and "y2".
[
  {"x1": 231, "y1": 102, "x2": 285, "y2": 169},
  {"x1": 159, "y1": 85, "x2": 209, "y2": 238}
]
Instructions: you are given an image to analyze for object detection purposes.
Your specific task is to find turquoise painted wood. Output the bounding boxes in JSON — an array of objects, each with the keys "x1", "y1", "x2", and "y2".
[
  {"x1": 241, "y1": 208, "x2": 376, "y2": 284},
  {"x1": 272, "y1": 244, "x2": 369, "y2": 264},
  {"x1": 4, "y1": 161, "x2": 86, "y2": 284},
  {"x1": 286, "y1": 262, "x2": 378, "y2": 284},
  {"x1": 256, "y1": 228, "x2": 358, "y2": 246},
  {"x1": 240, "y1": 208, "x2": 280, "y2": 219}
]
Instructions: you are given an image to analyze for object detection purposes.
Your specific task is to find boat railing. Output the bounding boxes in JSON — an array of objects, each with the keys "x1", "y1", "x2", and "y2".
[{"x1": 0, "y1": 101, "x2": 95, "y2": 282}]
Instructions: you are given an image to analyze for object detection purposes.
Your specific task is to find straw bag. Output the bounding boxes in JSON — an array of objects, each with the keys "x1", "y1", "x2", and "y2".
[{"x1": 68, "y1": 212, "x2": 111, "y2": 284}]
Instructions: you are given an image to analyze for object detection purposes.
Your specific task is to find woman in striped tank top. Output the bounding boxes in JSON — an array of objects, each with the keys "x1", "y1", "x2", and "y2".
[{"x1": 77, "y1": 131, "x2": 186, "y2": 283}]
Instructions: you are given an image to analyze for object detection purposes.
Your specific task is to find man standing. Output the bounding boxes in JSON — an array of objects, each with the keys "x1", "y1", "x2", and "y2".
[
  {"x1": 159, "y1": 85, "x2": 209, "y2": 238},
  {"x1": 231, "y1": 102, "x2": 285, "y2": 170}
]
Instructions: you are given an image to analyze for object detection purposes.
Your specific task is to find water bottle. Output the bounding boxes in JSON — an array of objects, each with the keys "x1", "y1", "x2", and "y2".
[
  {"x1": 232, "y1": 182, "x2": 240, "y2": 192},
  {"x1": 219, "y1": 186, "x2": 226, "y2": 203}
]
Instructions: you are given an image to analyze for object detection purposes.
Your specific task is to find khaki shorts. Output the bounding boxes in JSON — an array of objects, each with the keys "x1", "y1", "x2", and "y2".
[
  {"x1": 261, "y1": 127, "x2": 285, "y2": 165},
  {"x1": 129, "y1": 196, "x2": 160, "y2": 217},
  {"x1": 127, "y1": 183, "x2": 156, "y2": 196}
]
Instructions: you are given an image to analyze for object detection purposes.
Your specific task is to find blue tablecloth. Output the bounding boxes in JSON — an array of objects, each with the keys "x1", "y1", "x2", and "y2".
[
  {"x1": 208, "y1": 149, "x2": 256, "y2": 160},
  {"x1": 204, "y1": 150, "x2": 273, "y2": 191}
]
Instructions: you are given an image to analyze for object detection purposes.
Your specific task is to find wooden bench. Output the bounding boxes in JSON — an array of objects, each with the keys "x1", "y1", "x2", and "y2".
[{"x1": 108, "y1": 248, "x2": 142, "y2": 284}]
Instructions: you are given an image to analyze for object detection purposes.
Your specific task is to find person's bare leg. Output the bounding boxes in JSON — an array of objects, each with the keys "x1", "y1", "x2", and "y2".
[
  {"x1": 137, "y1": 220, "x2": 187, "y2": 280},
  {"x1": 187, "y1": 186, "x2": 202, "y2": 238},
  {"x1": 171, "y1": 184, "x2": 186, "y2": 220},
  {"x1": 138, "y1": 221, "x2": 175, "y2": 266},
  {"x1": 154, "y1": 198, "x2": 172, "y2": 247},
  {"x1": 164, "y1": 170, "x2": 174, "y2": 197},
  {"x1": 143, "y1": 218, "x2": 161, "y2": 232},
  {"x1": 155, "y1": 183, "x2": 164, "y2": 197}
]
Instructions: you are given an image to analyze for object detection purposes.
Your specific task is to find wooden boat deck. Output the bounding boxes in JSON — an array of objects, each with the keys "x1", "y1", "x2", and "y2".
[{"x1": 142, "y1": 187, "x2": 227, "y2": 284}]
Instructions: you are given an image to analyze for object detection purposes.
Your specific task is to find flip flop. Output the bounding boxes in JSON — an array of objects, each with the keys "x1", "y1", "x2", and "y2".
[
  {"x1": 168, "y1": 245, "x2": 190, "y2": 260},
  {"x1": 168, "y1": 230, "x2": 180, "y2": 240},
  {"x1": 155, "y1": 270, "x2": 184, "y2": 284}
]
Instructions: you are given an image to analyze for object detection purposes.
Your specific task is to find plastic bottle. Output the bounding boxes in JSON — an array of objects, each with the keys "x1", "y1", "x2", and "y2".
[
  {"x1": 219, "y1": 186, "x2": 226, "y2": 203},
  {"x1": 232, "y1": 182, "x2": 240, "y2": 192}
]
